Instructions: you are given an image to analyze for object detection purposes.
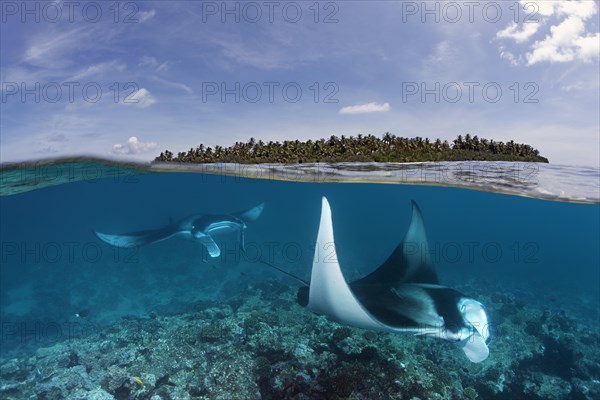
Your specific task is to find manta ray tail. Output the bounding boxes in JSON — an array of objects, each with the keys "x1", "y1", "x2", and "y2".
[
  {"x1": 252, "y1": 256, "x2": 309, "y2": 286},
  {"x1": 233, "y1": 203, "x2": 265, "y2": 222}
]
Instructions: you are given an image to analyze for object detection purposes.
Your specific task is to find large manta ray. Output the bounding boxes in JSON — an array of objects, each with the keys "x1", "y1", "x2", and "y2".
[
  {"x1": 297, "y1": 197, "x2": 491, "y2": 363},
  {"x1": 94, "y1": 203, "x2": 264, "y2": 258}
]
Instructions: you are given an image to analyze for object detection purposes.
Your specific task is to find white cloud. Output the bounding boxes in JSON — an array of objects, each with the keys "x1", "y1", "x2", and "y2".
[
  {"x1": 139, "y1": 56, "x2": 157, "y2": 66},
  {"x1": 208, "y1": 25, "x2": 332, "y2": 71},
  {"x1": 427, "y1": 40, "x2": 457, "y2": 63},
  {"x1": 32, "y1": 133, "x2": 67, "y2": 155},
  {"x1": 24, "y1": 27, "x2": 87, "y2": 69},
  {"x1": 498, "y1": 45, "x2": 521, "y2": 66},
  {"x1": 561, "y1": 82, "x2": 586, "y2": 92},
  {"x1": 213, "y1": 37, "x2": 293, "y2": 70},
  {"x1": 557, "y1": 0, "x2": 597, "y2": 19},
  {"x1": 527, "y1": 16, "x2": 599, "y2": 64},
  {"x1": 139, "y1": 56, "x2": 171, "y2": 72},
  {"x1": 339, "y1": 102, "x2": 391, "y2": 115},
  {"x1": 46, "y1": 133, "x2": 68, "y2": 142},
  {"x1": 67, "y1": 61, "x2": 127, "y2": 81},
  {"x1": 574, "y1": 32, "x2": 600, "y2": 62},
  {"x1": 112, "y1": 136, "x2": 158, "y2": 155},
  {"x1": 496, "y1": 22, "x2": 540, "y2": 43},
  {"x1": 138, "y1": 10, "x2": 156, "y2": 23},
  {"x1": 123, "y1": 88, "x2": 156, "y2": 108},
  {"x1": 152, "y1": 77, "x2": 193, "y2": 94},
  {"x1": 535, "y1": 1, "x2": 560, "y2": 17},
  {"x1": 0, "y1": 67, "x2": 44, "y2": 89},
  {"x1": 496, "y1": 0, "x2": 599, "y2": 65}
]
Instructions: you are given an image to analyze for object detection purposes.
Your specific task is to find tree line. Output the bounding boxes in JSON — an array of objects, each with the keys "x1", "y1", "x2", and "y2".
[{"x1": 155, "y1": 133, "x2": 548, "y2": 163}]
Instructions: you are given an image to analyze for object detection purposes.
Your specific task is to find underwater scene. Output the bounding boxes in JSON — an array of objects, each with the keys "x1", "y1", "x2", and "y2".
[{"x1": 0, "y1": 160, "x2": 599, "y2": 400}]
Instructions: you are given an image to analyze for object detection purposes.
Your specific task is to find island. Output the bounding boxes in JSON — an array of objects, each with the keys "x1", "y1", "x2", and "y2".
[{"x1": 155, "y1": 133, "x2": 549, "y2": 164}]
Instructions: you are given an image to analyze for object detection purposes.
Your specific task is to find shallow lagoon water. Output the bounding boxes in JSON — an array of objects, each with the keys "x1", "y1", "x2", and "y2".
[{"x1": 0, "y1": 160, "x2": 599, "y2": 399}]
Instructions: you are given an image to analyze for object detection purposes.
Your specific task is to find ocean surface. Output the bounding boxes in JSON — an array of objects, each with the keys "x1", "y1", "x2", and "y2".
[{"x1": 0, "y1": 159, "x2": 599, "y2": 400}]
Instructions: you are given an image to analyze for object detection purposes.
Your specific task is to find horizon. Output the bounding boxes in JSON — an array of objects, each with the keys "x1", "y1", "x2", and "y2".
[{"x1": 1, "y1": 1, "x2": 599, "y2": 167}]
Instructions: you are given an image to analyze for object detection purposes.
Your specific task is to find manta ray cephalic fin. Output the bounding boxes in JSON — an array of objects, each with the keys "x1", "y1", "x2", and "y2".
[{"x1": 196, "y1": 233, "x2": 221, "y2": 258}]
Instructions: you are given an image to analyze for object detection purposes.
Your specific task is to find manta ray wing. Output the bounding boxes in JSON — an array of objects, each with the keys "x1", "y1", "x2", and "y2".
[
  {"x1": 232, "y1": 203, "x2": 265, "y2": 222},
  {"x1": 307, "y1": 197, "x2": 386, "y2": 331},
  {"x1": 94, "y1": 224, "x2": 184, "y2": 249},
  {"x1": 351, "y1": 200, "x2": 438, "y2": 288}
]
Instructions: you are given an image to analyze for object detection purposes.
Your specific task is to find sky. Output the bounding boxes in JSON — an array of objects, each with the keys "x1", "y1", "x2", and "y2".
[{"x1": 1, "y1": 0, "x2": 599, "y2": 166}]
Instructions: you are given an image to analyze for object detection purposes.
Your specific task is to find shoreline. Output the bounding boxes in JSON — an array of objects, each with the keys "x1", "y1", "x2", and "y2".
[{"x1": 0, "y1": 157, "x2": 598, "y2": 204}]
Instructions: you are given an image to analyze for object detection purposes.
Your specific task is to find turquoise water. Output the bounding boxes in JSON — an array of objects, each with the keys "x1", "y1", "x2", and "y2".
[{"x1": 0, "y1": 161, "x2": 599, "y2": 399}]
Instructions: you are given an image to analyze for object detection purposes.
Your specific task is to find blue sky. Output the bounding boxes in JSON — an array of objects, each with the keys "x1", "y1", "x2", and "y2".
[{"x1": 1, "y1": 1, "x2": 599, "y2": 166}]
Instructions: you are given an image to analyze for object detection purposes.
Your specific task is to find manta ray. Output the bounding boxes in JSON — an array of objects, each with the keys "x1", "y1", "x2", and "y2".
[
  {"x1": 297, "y1": 197, "x2": 491, "y2": 363},
  {"x1": 94, "y1": 203, "x2": 264, "y2": 258}
]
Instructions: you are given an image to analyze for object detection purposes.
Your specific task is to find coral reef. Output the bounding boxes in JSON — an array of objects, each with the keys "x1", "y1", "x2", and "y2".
[{"x1": 1, "y1": 279, "x2": 598, "y2": 399}]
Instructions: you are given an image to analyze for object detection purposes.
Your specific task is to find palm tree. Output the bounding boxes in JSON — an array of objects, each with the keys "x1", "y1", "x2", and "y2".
[{"x1": 155, "y1": 133, "x2": 547, "y2": 163}]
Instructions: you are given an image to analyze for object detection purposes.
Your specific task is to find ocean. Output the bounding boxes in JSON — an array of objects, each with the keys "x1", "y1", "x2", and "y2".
[{"x1": 0, "y1": 160, "x2": 598, "y2": 399}]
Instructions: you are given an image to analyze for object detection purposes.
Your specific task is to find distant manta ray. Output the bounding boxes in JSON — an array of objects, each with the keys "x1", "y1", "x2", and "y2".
[
  {"x1": 297, "y1": 197, "x2": 491, "y2": 363},
  {"x1": 94, "y1": 203, "x2": 264, "y2": 258}
]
